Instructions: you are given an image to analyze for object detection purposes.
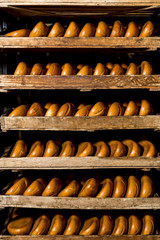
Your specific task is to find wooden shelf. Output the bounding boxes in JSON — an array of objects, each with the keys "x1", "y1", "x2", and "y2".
[
  {"x1": 1, "y1": 115, "x2": 160, "y2": 131},
  {"x1": 1, "y1": 75, "x2": 160, "y2": 91},
  {"x1": 0, "y1": 37, "x2": 159, "y2": 50},
  {"x1": 0, "y1": 196, "x2": 159, "y2": 210},
  {"x1": 0, "y1": 157, "x2": 160, "y2": 169}
]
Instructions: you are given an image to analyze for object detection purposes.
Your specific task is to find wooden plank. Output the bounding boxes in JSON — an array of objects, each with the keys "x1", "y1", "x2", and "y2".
[
  {"x1": 1, "y1": 75, "x2": 160, "y2": 90},
  {"x1": 0, "y1": 37, "x2": 160, "y2": 49},
  {"x1": 0, "y1": 157, "x2": 160, "y2": 169},
  {"x1": 1, "y1": 115, "x2": 160, "y2": 131},
  {"x1": 0, "y1": 196, "x2": 159, "y2": 209}
]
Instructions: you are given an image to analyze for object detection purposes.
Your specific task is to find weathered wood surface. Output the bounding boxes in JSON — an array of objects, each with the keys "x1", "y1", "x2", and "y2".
[
  {"x1": 0, "y1": 37, "x2": 160, "y2": 49},
  {"x1": 0, "y1": 196, "x2": 159, "y2": 209},
  {"x1": 1, "y1": 115, "x2": 160, "y2": 131},
  {"x1": 0, "y1": 236, "x2": 160, "y2": 240},
  {"x1": 0, "y1": 157, "x2": 160, "y2": 169},
  {"x1": 1, "y1": 75, "x2": 160, "y2": 90}
]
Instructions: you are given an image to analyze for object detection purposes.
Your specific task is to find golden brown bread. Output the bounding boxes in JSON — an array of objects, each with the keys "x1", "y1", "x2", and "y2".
[
  {"x1": 140, "y1": 61, "x2": 153, "y2": 75},
  {"x1": 139, "y1": 99, "x2": 153, "y2": 116},
  {"x1": 125, "y1": 176, "x2": 140, "y2": 198},
  {"x1": 45, "y1": 63, "x2": 61, "y2": 75},
  {"x1": 107, "y1": 102, "x2": 123, "y2": 116},
  {"x1": 14, "y1": 62, "x2": 31, "y2": 75},
  {"x1": 58, "y1": 180, "x2": 79, "y2": 197},
  {"x1": 79, "y1": 217, "x2": 99, "y2": 235},
  {"x1": 7, "y1": 217, "x2": 33, "y2": 235},
  {"x1": 76, "y1": 142, "x2": 94, "y2": 157},
  {"x1": 5, "y1": 29, "x2": 30, "y2": 37},
  {"x1": 112, "y1": 216, "x2": 128, "y2": 235},
  {"x1": 93, "y1": 141, "x2": 109, "y2": 157},
  {"x1": 98, "y1": 215, "x2": 113, "y2": 235},
  {"x1": 96, "y1": 178, "x2": 113, "y2": 198},
  {"x1": 138, "y1": 140, "x2": 156, "y2": 157},
  {"x1": 44, "y1": 102, "x2": 53, "y2": 110},
  {"x1": 139, "y1": 175, "x2": 154, "y2": 198},
  {"x1": 27, "y1": 141, "x2": 44, "y2": 157},
  {"x1": 78, "y1": 178, "x2": 99, "y2": 197},
  {"x1": 110, "y1": 64, "x2": 124, "y2": 75},
  {"x1": 59, "y1": 141, "x2": 75, "y2": 157},
  {"x1": 79, "y1": 23, "x2": 96, "y2": 37},
  {"x1": 27, "y1": 102, "x2": 45, "y2": 116},
  {"x1": 124, "y1": 101, "x2": 139, "y2": 116},
  {"x1": 56, "y1": 103, "x2": 76, "y2": 116},
  {"x1": 29, "y1": 22, "x2": 49, "y2": 37},
  {"x1": 88, "y1": 102, "x2": 107, "y2": 116},
  {"x1": 30, "y1": 215, "x2": 50, "y2": 235},
  {"x1": 108, "y1": 140, "x2": 126, "y2": 157},
  {"x1": 139, "y1": 21, "x2": 154, "y2": 37},
  {"x1": 61, "y1": 63, "x2": 77, "y2": 75},
  {"x1": 77, "y1": 64, "x2": 84, "y2": 71},
  {"x1": 95, "y1": 21, "x2": 110, "y2": 37},
  {"x1": 124, "y1": 22, "x2": 139, "y2": 37},
  {"x1": 48, "y1": 22, "x2": 65, "y2": 37},
  {"x1": 5, "y1": 177, "x2": 30, "y2": 195},
  {"x1": 110, "y1": 21, "x2": 125, "y2": 37},
  {"x1": 43, "y1": 140, "x2": 59, "y2": 157},
  {"x1": 106, "y1": 62, "x2": 114, "y2": 71},
  {"x1": 10, "y1": 140, "x2": 27, "y2": 157},
  {"x1": 9, "y1": 105, "x2": 29, "y2": 117},
  {"x1": 48, "y1": 214, "x2": 65, "y2": 235},
  {"x1": 128, "y1": 215, "x2": 141, "y2": 235},
  {"x1": 24, "y1": 178, "x2": 46, "y2": 196},
  {"x1": 93, "y1": 63, "x2": 108, "y2": 75},
  {"x1": 74, "y1": 105, "x2": 92, "y2": 116},
  {"x1": 30, "y1": 63, "x2": 44, "y2": 75},
  {"x1": 63, "y1": 215, "x2": 81, "y2": 235},
  {"x1": 42, "y1": 177, "x2": 63, "y2": 196},
  {"x1": 64, "y1": 22, "x2": 80, "y2": 37},
  {"x1": 112, "y1": 176, "x2": 127, "y2": 198},
  {"x1": 126, "y1": 63, "x2": 139, "y2": 75},
  {"x1": 121, "y1": 63, "x2": 128, "y2": 70},
  {"x1": 77, "y1": 65, "x2": 93, "y2": 75},
  {"x1": 141, "y1": 214, "x2": 154, "y2": 235},
  {"x1": 45, "y1": 104, "x2": 59, "y2": 116},
  {"x1": 122, "y1": 140, "x2": 141, "y2": 157}
]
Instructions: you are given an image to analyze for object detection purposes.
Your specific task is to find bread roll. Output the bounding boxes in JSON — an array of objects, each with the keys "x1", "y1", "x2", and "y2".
[
  {"x1": 88, "y1": 102, "x2": 107, "y2": 116},
  {"x1": 79, "y1": 23, "x2": 96, "y2": 37},
  {"x1": 108, "y1": 140, "x2": 126, "y2": 157},
  {"x1": 27, "y1": 102, "x2": 44, "y2": 116},
  {"x1": 112, "y1": 216, "x2": 128, "y2": 235},
  {"x1": 139, "y1": 99, "x2": 153, "y2": 116},
  {"x1": 30, "y1": 215, "x2": 50, "y2": 235},
  {"x1": 43, "y1": 140, "x2": 59, "y2": 157},
  {"x1": 42, "y1": 177, "x2": 63, "y2": 196},
  {"x1": 78, "y1": 178, "x2": 99, "y2": 197},
  {"x1": 24, "y1": 178, "x2": 46, "y2": 196},
  {"x1": 61, "y1": 63, "x2": 76, "y2": 75},
  {"x1": 110, "y1": 21, "x2": 125, "y2": 37},
  {"x1": 124, "y1": 101, "x2": 139, "y2": 116},
  {"x1": 48, "y1": 22, "x2": 64, "y2": 37},
  {"x1": 5, "y1": 29, "x2": 30, "y2": 37},
  {"x1": 5, "y1": 177, "x2": 30, "y2": 195},
  {"x1": 27, "y1": 141, "x2": 44, "y2": 157},
  {"x1": 106, "y1": 62, "x2": 114, "y2": 71},
  {"x1": 98, "y1": 215, "x2": 113, "y2": 235},
  {"x1": 141, "y1": 214, "x2": 154, "y2": 235},
  {"x1": 29, "y1": 22, "x2": 49, "y2": 37},
  {"x1": 79, "y1": 217, "x2": 99, "y2": 235},
  {"x1": 140, "y1": 61, "x2": 153, "y2": 75},
  {"x1": 93, "y1": 63, "x2": 108, "y2": 75},
  {"x1": 45, "y1": 104, "x2": 59, "y2": 116},
  {"x1": 7, "y1": 217, "x2": 33, "y2": 235},
  {"x1": 126, "y1": 63, "x2": 139, "y2": 75},
  {"x1": 10, "y1": 140, "x2": 27, "y2": 157},
  {"x1": 59, "y1": 141, "x2": 75, "y2": 156},
  {"x1": 14, "y1": 62, "x2": 31, "y2": 75},
  {"x1": 107, "y1": 102, "x2": 123, "y2": 116},
  {"x1": 96, "y1": 178, "x2": 113, "y2": 197},
  {"x1": 76, "y1": 142, "x2": 94, "y2": 157},
  {"x1": 63, "y1": 215, "x2": 81, "y2": 235},
  {"x1": 30, "y1": 63, "x2": 44, "y2": 75},
  {"x1": 48, "y1": 214, "x2": 65, "y2": 235},
  {"x1": 139, "y1": 175, "x2": 154, "y2": 198},
  {"x1": 128, "y1": 215, "x2": 141, "y2": 235},
  {"x1": 138, "y1": 140, "x2": 156, "y2": 157},
  {"x1": 9, "y1": 105, "x2": 29, "y2": 117},
  {"x1": 110, "y1": 64, "x2": 124, "y2": 75},
  {"x1": 139, "y1": 21, "x2": 154, "y2": 37},
  {"x1": 95, "y1": 21, "x2": 110, "y2": 37},
  {"x1": 122, "y1": 140, "x2": 141, "y2": 157},
  {"x1": 112, "y1": 176, "x2": 127, "y2": 198},
  {"x1": 77, "y1": 64, "x2": 84, "y2": 71},
  {"x1": 125, "y1": 22, "x2": 139, "y2": 37},
  {"x1": 125, "y1": 176, "x2": 140, "y2": 198},
  {"x1": 74, "y1": 105, "x2": 92, "y2": 116},
  {"x1": 58, "y1": 180, "x2": 79, "y2": 197},
  {"x1": 64, "y1": 22, "x2": 80, "y2": 37},
  {"x1": 57, "y1": 103, "x2": 76, "y2": 116},
  {"x1": 45, "y1": 63, "x2": 61, "y2": 75},
  {"x1": 77, "y1": 65, "x2": 92, "y2": 75},
  {"x1": 93, "y1": 141, "x2": 109, "y2": 157}
]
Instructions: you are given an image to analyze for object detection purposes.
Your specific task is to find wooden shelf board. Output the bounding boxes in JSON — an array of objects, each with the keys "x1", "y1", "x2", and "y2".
[
  {"x1": 0, "y1": 196, "x2": 159, "y2": 209},
  {"x1": 0, "y1": 157, "x2": 160, "y2": 169},
  {"x1": 1, "y1": 115, "x2": 160, "y2": 131},
  {"x1": 0, "y1": 37, "x2": 159, "y2": 49},
  {"x1": 1, "y1": 75, "x2": 160, "y2": 91}
]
